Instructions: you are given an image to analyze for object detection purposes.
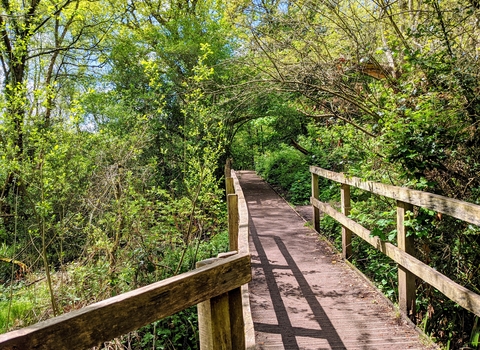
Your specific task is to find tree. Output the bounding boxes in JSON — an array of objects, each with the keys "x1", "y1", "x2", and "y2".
[
  {"x1": 229, "y1": 0, "x2": 480, "y2": 197},
  {"x1": 0, "y1": 0, "x2": 118, "y2": 220},
  {"x1": 226, "y1": 1, "x2": 480, "y2": 346},
  {"x1": 0, "y1": 0, "x2": 121, "y2": 316}
]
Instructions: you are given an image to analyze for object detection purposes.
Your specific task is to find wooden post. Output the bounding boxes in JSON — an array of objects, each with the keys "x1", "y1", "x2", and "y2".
[
  {"x1": 225, "y1": 158, "x2": 232, "y2": 179},
  {"x1": 397, "y1": 200, "x2": 415, "y2": 319},
  {"x1": 312, "y1": 173, "x2": 320, "y2": 232},
  {"x1": 228, "y1": 287, "x2": 245, "y2": 349},
  {"x1": 197, "y1": 291, "x2": 214, "y2": 348},
  {"x1": 197, "y1": 291, "x2": 231, "y2": 350},
  {"x1": 210, "y1": 293, "x2": 232, "y2": 350},
  {"x1": 341, "y1": 184, "x2": 352, "y2": 260},
  {"x1": 197, "y1": 252, "x2": 245, "y2": 350},
  {"x1": 228, "y1": 194, "x2": 239, "y2": 252},
  {"x1": 226, "y1": 177, "x2": 235, "y2": 196}
]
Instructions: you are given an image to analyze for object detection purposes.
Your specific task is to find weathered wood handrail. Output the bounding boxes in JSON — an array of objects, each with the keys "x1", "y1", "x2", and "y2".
[
  {"x1": 310, "y1": 165, "x2": 480, "y2": 319},
  {"x1": 0, "y1": 252, "x2": 251, "y2": 350},
  {"x1": 311, "y1": 166, "x2": 480, "y2": 226},
  {"x1": 195, "y1": 164, "x2": 254, "y2": 350},
  {"x1": 0, "y1": 165, "x2": 253, "y2": 350},
  {"x1": 220, "y1": 167, "x2": 255, "y2": 349}
]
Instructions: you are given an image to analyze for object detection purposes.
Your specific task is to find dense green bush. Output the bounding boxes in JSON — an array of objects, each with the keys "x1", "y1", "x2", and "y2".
[
  {"x1": 255, "y1": 144, "x2": 311, "y2": 204},
  {"x1": 134, "y1": 308, "x2": 199, "y2": 350}
]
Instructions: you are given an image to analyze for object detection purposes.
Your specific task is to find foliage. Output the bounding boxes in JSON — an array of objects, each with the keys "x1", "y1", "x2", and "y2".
[
  {"x1": 255, "y1": 144, "x2": 311, "y2": 204},
  {"x1": 1, "y1": 0, "x2": 480, "y2": 348},
  {"x1": 134, "y1": 308, "x2": 199, "y2": 350},
  {"x1": 0, "y1": 286, "x2": 34, "y2": 333},
  {"x1": 226, "y1": 1, "x2": 480, "y2": 347},
  {"x1": 0, "y1": 1, "x2": 234, "y2": 348}
]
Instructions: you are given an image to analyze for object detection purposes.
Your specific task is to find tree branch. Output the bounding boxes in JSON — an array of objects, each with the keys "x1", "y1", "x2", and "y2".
[{"x1": 297, "y1": 108, "x2": 377, "y2": 137}]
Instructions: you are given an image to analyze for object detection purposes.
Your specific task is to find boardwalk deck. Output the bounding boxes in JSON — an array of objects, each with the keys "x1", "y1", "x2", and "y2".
[{"x1": 237, "y1": 171, "x2": 434, "y2": 350}]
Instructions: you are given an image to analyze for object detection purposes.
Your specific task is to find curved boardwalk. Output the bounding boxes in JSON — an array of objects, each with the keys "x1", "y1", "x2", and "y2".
[{"x1": 237, "y1": 171, "x2": 433, "y2": 350}]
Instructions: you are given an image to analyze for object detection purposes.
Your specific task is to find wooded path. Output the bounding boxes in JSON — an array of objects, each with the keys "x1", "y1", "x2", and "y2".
[{"x1": 236, "y1": 171, "x2": 434, "y2": 350}]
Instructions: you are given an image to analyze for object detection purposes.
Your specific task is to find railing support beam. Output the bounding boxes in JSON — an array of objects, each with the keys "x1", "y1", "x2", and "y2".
[
  {"x1": 198, "y1": 291, "x2": 231, "y2": 350},
  {"x1": 226, "y1": 177, "x2": 235, "y2": 197},
  {"x1": 341, "y1": 184, "x2": 352, "y2": 260},
  {"x1": 229, "y1": 286, "x2": 246, "y2": 349},
  {"x1": 197, "y1": 252, "x2": 245, "y2": 350},
  {"x1": 397, "y1": 200, "x2": 415, "y2": 319},
  {"x1": 310, "y1": 165, "x2": 480, "y2": 318},
  {"x1": 312, "y1": 173, "x2": 320, "y2": 232}
]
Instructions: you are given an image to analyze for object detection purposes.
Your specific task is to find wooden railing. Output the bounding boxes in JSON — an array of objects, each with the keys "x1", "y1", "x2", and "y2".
[
  {"x1": 310, "y1": 166, "x2": 480, "y2": 319},
  {"x1": 0, "y1": 168, "x2": 253, "y2": 350},
  {"x1": 196, "y1": 166, "x2": 255, "y2": 349}
]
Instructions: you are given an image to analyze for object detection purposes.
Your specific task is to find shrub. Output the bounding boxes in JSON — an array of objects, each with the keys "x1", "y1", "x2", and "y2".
[{"x1": 255, "y1": 144, "x2": 311, "y2": 204}]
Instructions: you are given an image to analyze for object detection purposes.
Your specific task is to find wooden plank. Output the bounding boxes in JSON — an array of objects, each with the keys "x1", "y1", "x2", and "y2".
[
  {"x1": 211, "y1": 293, "x2": 231, "y2": 350},
  {"x1": 0, "y1": 253, "x2": 251, "y2": 350},
  {"x1": 225, "y1": 158, "x2": 232, "y2": 179},
  {"x1": 232, "y1": 171, "x2": 250, "y2": 255},
  {"x1": 228, "y1": 194, "x2": 239, "y2": 252},
  {"x1": 229, "y1": 287, "x2": 245, "y2": 350},
  {"x1": 198, "y1": 287, "x2": 244, "y2": 350},
  {"x1": 311, "y1": 197, "x2": 480, "y2": 317},
  {"x1": 231, "y1": 171, "x2": 255, "y2": 349},
  {"x1": 197, "y1": 252, "x2": 242, "y2": 350},
  {"x1": 241, "y1": 284, "x2": 255, "y2": 350},
  {"x1": 312, "y1": 173, "x2": 320, "y2": 232},
  {"x1": 397, "y1": 200, "x2": 415, "y2": 318},
  {"x1": 341, "y1": 184, "x2": 352, "y2": 260},
  {"x1": 197, "y1": 297, "x2": 213, "y2": 349},
  {"x1": 310, "y1": 166, "x2": 480, "y2": 226}
]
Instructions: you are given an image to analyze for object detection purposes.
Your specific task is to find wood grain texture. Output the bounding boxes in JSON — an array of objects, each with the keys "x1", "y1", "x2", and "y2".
[
  {"x1": 231, "y1": 170, "x2": 255, "y2": 349},
  {"x1": 311, "y1": 173, "x2": 321, "y2": 232},
  {"x1": 197, "y1": 253, "x2": 244, "y2": 350},
  {"x1": 228, "y1": 287, "x2": 245, "y2": 350},
  {"x1": 341, "y1": 184, "x2": 352, "y2": 260},
  {"x1": 210, "y1": 293, "x2": 231, "y2": 350},
  {"x1": 397, "y1": 200, "x2": 416, "y2": 318},
  {"x1": 198, "y1": 298, "x2": 213, "y2": 349},
  {"x1": 0, "y1": 253, "x2": 251, "y2": 350},
  {"x1": 228, "y1": 194, "x2": 239, "y2": 252},
  {"x1": 226, "y1": 177, "x2": 235, "y2": 196},
  {"x1": 310, "y1": 166, "x2": 480, "y2": 226},
  {"x1": 311, "y1": 197, "x2": 480, "y2": 317},
  {"x1": 225, "y1": 159, "x2": 232, "y2": 179}
]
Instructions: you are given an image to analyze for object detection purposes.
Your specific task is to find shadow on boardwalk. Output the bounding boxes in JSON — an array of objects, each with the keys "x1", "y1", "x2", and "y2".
[{"x1": 237, "y1": 171, "x2": 433, "y2": 350}]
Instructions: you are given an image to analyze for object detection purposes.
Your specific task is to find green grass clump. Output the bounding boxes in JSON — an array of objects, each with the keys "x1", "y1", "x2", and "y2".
[{"x1": 0, "y1": 296, "x2": 34, "y2": 333}]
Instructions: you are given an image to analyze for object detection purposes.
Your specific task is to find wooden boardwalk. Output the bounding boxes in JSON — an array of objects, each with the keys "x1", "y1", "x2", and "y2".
[{"x1": 237, "y1": 171, "x2": 433, "y2": 350}]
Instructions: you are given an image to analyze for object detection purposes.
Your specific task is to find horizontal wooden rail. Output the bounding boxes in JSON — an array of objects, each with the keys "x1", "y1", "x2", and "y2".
[
  {"x1": 310, "y1": 166, "x2": 480, "y2": 319},
  {"x1": 311, "y1": 197, "x2": 480, "y2": 316},
  {"x1": 0, "y1": 253, "x2": 251, "y2": 350},
  {"x1": 310, "y1": 166, "x2": 480, "y2": 226}
]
